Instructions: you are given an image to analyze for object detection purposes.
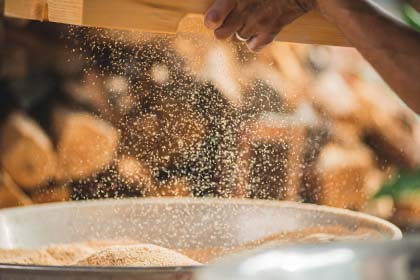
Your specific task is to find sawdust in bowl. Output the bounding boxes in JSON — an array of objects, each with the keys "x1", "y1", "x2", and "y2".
[
  {"x1": 0, "y1": 224, "x2": 383, "y2": 266},
  {"x1": 0, "y1": 240, "x2": 201, "y2": 267},
  {"x1": 76, "y1": 244, "x2": 200, "y2": 267}
]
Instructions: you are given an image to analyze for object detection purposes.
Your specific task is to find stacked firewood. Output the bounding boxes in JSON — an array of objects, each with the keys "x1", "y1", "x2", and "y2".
[
  {"x1": 305, "y1": 47, "x2": 420, "y2": 224},
  {"x1": 0, "y1": 18, "x2": 242, "y2": 205},
  {"x1": 185, "y1": 38, "x2": 420, "y2": 223},
  {"x1": 0, "y1": 18, "x2": 123, "y2": 206}
]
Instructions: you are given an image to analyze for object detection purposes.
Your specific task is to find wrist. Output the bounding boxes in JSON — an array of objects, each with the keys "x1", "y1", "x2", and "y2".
[{"x1": 409, "y1": 0, "x2": 420, "y2": 11}]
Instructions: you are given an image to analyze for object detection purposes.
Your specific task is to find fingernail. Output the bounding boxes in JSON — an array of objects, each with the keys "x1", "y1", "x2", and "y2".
[{"x1": 205, "y1": 11, "x2": 219, "y2": 29}]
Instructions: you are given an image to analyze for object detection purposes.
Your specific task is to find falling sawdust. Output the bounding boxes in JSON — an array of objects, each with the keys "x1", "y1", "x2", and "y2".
[{"x1": 64, "y1": 25, "x2": 310, "y2": 200}]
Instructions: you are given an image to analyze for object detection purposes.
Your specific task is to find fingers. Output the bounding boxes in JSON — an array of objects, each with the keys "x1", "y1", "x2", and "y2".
[
  {"x1": 214, "y1": 10, "x2": 244, "y2": 40},
  {"x1": 205, "y1": 0, "x2": 236, "y2": 30},
  {"x1": 204, "y1": 0, "x2": 312, "y2": 52},
  {"x1": 247, "y1": 32, "x2": 278, "y2": 52},
  {"x1": 236, "y1": 22, "x2": 257, "y2": 42}
]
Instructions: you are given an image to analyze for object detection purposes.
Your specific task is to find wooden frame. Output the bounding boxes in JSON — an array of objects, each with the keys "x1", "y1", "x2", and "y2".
[
  {"x1": 4, "y1": 0, "x2": 47, "y2": 21},
  {"x1": 4, "y1": 0, "x2": 348, "y2": 46}
]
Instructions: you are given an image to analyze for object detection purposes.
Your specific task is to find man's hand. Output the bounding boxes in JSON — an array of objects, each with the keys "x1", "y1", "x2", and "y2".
[{"x1": 204, "y1": 0, "x2": 317, "y2": 51}]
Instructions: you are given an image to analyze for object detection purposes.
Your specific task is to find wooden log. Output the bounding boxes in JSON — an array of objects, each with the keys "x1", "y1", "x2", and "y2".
[
  {"x1": 65, "y1": 74, "x2": 134, "y2": 124},
  {"x1": 353, "y1": 81, "x2": 420, "y2": 168},
  {"x1": 30, "y1": 184, "x2": 70, "y2": 204},
  {"x1": 0, "y1": 170, "x2": 33, "y2": 209},
  {"x1": 53, "y1": 107, "x2": 119, "y2": 181},
  {"x1": 362, "y1": 196, "x2": 394, "y2": 219},
  {"x1": 0, "y1": 112, "x2": 57, "y2": 190},
  {"x1": 122, "y1": 109, "x2": 207, "y2": 169},
  {"x1": 117, "y1": 157, "x2": 154, "y2": 193},
  {"x1": 310, "y1": 72, "x2": 367, "y2": 121},
  {"x1": 391, "y1": 191, "x2": 420, "y2": 228},
  {"x1": 159, "y1": 109, "x2": 208, "y2": 160},
  {"x1": 330, "y1": 121, "x2": 363, "y2": 147},
  {"x1": 103, "y1": 75, "x2": 134, "y2": 117},
  {"x1": 199, "y1": 44, "x2": 243, "y2": 107},
  {"x1": 5, "y1": 0, "x2": 349, "y2": 46},
  {"x1": 63, "y1": 73, "x2": 110, "y2": 117},
  {"x1": 71, "y1": 160, "x2": 154, "y2": 200},
  {"x1": 315, "y1": 143, "x2": 376, "y2": 210},
  {"x1": 144, "y1": 177, "x2": 191, "y2": 197},
  {"x1": 120, "y1": 114, "x2": 160, "y2": 164},
  {"x1": 235, "y1": 113, "x2": 306, "y2": 201}
]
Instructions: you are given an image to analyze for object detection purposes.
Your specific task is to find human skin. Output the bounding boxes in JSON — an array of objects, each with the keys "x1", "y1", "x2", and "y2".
[
  {"x1": 410, "y1": 0, "x2": 420, "y2": 11},
  {"x1": 204, "y1": 0, "x2": 420, "y2": 113}
]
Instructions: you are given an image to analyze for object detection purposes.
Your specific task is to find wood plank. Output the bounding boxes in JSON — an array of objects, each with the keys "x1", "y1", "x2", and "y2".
[
  {"x1": 278, "y1": 11, "x2": 348, "y2": 46},
  {"x1": 45, "y1": 0, "x2": 347, "y2": 46},
  {"x1": 179, "y1": 12, "x2": 348, "y2": 46},
  {"x1": 144, "y1": 178, "x2": 191, "y2": 197},
  {"x1": 4, "y1": 0, "x2": 47, "y2": 21}
]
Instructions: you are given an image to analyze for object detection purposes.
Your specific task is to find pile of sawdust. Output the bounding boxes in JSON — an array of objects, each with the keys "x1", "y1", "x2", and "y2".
[
  {"x1": 77, "y1": 244, "x2": 201, "y2": 267},
  {"x1": 45, "y1": 244, "x2": 96, "y2": 265},
  {"x1": 0, "y1": 249, "x2": 58, "y2": 266},
  {"x1": 0, "y1": 240, "x2": 201, "y2": 267}
]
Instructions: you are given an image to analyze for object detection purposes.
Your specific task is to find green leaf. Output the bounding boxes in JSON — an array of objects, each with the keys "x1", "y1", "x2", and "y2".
[
  {"x1": 373, "y1": 169, "x2": 420, "y2": 199},
  {"x1": 403, "y1": 4, "x2": 420, "y2": 32}
]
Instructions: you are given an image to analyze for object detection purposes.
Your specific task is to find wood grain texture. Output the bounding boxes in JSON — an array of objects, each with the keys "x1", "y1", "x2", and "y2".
[
  {"x1": 4, "y1": 0, "x2": 47, "y2": 21},
  {"x1": 178, "y1": 12, "x2": 349, "y2": 46},
  {"x1": 278, "y1": 11, "x2": 348, "y2": 46},
  {"x1": 47, "y1": 0, "x2": 83, "y2": 25},
  {"x1": 5, "y1": 0, "x2": 349, "y2": 46}
]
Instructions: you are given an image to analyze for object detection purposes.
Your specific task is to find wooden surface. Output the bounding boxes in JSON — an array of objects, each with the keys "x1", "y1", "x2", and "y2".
[
  {"x1": 4, "y1": 0, "x2": 47, "y2": 21},
  {"x1": 5, "y1": 0, "x2": 349, "y2": 46}
]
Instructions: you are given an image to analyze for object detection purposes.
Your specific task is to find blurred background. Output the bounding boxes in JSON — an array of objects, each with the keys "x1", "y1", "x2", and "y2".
[{"x1": 1, "y1": 6, "x2": 420, "y2": 233}]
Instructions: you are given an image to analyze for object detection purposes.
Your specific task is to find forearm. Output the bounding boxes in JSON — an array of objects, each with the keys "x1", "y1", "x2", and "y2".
[{"x1": 319, "y1": 0, "x2": 420, "y2": 113}]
